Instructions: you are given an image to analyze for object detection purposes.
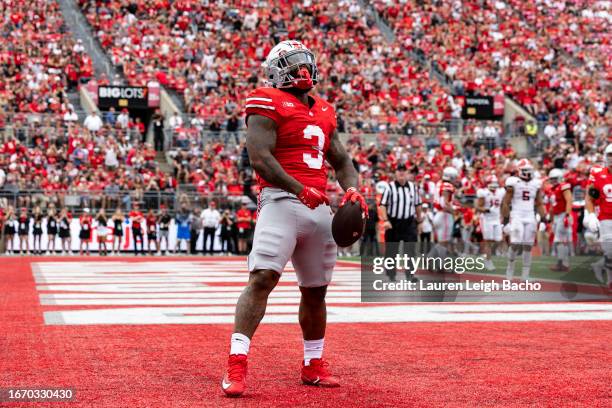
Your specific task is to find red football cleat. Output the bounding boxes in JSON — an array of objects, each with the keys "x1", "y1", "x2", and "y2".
[
  {"x1": 221, "y1": 354, "x2": 247, "y2": 397},
  {"x1": 301, "y1": 358, "x2": 340, "y2": 388}
]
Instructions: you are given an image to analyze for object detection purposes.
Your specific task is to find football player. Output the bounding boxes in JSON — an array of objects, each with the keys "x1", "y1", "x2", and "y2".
[
  {"x1": 221, "y1": 41, "x2": 366, "y2": 397},
  {"x1": 548, "y1": 168, "x2": 573, "y2": 272},
  {"x1": 584, "y1": 146, "x2": 612, "y2": 289},
  {"x1": 431, "y1": 166, "x2": 459, "y2": 257},
  {"x1": 475, "y1": 176, "x2": 505, "y2": 270},
  {"x1": 501, "y1": 159, "x2": 546, "y2": 281}
]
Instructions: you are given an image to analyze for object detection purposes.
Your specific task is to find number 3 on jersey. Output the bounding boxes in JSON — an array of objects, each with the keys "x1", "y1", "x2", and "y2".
[{"x1": 302, "y1": 125, "x2": 325, "y2": 169}]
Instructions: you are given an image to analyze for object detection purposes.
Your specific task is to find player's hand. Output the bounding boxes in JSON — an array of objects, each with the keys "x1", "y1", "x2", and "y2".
[
  {"x1": 297, "y1": 186, "x2": 329, "y2": 209},
  {"x1": 340, "y1": 187, "x2": 368, "y2": 218},
  {"x1": 563, "y1": 214, "x2": 571, "y2": 228},
  {"x1": 583, "y1": 212, "x2": 599, "y2": 232},
  {"x1": 383, "y1": 221, "x2": 392, "y2": 230}
]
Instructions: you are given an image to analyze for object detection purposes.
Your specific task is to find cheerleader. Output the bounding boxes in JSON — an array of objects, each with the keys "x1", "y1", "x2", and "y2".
[
  {"x1": 145, "y1": 209, "x2": 158, "y2": 255},
  {"x1": 96, "y1": 209, "x2": 109, "y2": 256},
  {"x1": 46, "y1": 209, "x2": 58, "y2": 254},
  {"x1": 58, "y1": 208, "x2": 72, "y2": 255},
  {"x1": 32, "y1": 206, "x2": 44, "y2": 255},
  {"x1": 17, "y1": 207, "x2": 30, "y2": 255},
  {"x1": 3, "y1": 207, "x2": 16, "y2": 255},
  {"x1": 111, "y1": 209, "x2": 124, "y2": 255},
  {"x1": 79, "y1": 208, "x2": 92, "y2": 256}
]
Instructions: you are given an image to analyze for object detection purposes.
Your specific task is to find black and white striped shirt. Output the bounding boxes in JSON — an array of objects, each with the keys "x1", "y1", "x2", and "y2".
[{"x1": 380, "y1": 181, "x2": 421, "y2": 220}]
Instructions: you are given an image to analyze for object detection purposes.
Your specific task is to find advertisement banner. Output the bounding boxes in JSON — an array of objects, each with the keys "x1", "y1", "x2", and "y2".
[{"x1": 98, "y1": 86, "x2": 149, "y2": 109}]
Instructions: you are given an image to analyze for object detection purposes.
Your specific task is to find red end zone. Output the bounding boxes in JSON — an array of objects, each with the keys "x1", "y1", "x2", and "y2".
[{"x1": 1, "y1": 257, "x2": 611, "y2": 407}]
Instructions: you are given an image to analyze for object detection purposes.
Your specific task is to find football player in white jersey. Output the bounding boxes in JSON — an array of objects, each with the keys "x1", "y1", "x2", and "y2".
[
  {"x1": 476, "y1": 175, "x2": 505, "y2": 270},
  {"x1": 501, "y1": 159, "x2": 546, "y2": 280}
]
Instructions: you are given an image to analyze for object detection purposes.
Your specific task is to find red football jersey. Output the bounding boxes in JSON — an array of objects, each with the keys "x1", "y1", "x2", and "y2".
[
  {"x1": 589, "y1": 167, "x2": 612, "y2": 220},
  {"x1": 550, "y1": 182, "x2": 571, "y2": 215},
  {"x1": 245, "y1": 87, "x2": 337, "y2": 193},
  {"x1": 434, "y1": 181, "x2": 455, "y2": 210}
]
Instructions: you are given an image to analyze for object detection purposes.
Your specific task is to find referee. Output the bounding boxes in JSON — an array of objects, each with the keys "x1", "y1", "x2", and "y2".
[{"x1": 380, "y1": 164, "x2": 422, "y2": 281}]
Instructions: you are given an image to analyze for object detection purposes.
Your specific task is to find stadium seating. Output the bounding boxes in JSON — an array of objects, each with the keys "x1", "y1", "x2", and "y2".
[
  {"x1": 78, "y1": 0, "x2": 456, "y2": 138},
  {"x1": 0, "y1": 1, "x2": 92, "y2": 116},
  {"x1": 374, "y1": 0, "x2": 609, "y2": 145}
]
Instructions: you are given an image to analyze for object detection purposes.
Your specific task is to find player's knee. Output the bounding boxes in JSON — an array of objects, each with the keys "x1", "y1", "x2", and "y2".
[
  {"x1": 299, "y1": 285, "x2": 327, "y2": 305},
  {"x1": 248, "y1": 269, "x2": 280, "y2": 294}
]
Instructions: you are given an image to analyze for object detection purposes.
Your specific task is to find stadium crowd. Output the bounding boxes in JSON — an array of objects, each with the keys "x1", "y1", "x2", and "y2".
[
  {"x1": 0, "y1": 0, "x2": 609, "y2": 279},
  {"x1": 79, "y1": 0, "x2": 457, "y2": 138},
  {"x1": 0, "y1": 0, "x2": 93, "y2": 115},
  {"x1": 374, "y1": 0, "x2": 609, "y2": 143}
]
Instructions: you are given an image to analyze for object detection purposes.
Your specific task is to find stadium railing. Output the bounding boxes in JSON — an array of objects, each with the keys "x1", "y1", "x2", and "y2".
[{"x1": 0, "y1": 188, "x2": 346, "y2": 215}]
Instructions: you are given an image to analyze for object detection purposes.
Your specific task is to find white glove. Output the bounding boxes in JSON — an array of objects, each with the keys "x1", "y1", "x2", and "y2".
[{"x1": 583, "y1": 211, "x2": 600, "y2": 232}]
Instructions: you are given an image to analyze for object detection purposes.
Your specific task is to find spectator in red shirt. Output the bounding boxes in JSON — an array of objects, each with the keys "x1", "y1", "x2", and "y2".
[
  {"x1": 236, "y1": 203, "x2": 253, "y2": 255},
  {"x1": 145, "y1": 209, "x2": 159, "y2": 255},
  {"x1": 129, "y1": 203, "x2": 144, "y2": 255}
]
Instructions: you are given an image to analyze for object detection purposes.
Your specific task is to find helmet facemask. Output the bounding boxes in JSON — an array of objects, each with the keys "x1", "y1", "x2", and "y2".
[
  {"x1": 264, "y1": 49, "x2": 319, "y2": 91},
  {"x1": 518, "y1": 167, "x2": 533, "y2": 181}
]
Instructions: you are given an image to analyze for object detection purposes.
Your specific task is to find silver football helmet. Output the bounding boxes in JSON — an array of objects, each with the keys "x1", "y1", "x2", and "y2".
[{"x1": 262, "y1": 40, "x2": 319, "y2": 90}]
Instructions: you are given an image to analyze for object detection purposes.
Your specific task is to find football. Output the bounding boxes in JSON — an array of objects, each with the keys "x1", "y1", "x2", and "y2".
[{"x1": 332, "y1": 201, "x2": 366, "y2": 247}]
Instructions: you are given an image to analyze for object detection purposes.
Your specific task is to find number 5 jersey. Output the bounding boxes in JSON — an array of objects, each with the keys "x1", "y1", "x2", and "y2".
[
  {"x1": 244, "y1": 87, "x2": 337, "y2": 193},
  {"x1": 505, "y1": 176, "x2": 542, "y2": 221}
]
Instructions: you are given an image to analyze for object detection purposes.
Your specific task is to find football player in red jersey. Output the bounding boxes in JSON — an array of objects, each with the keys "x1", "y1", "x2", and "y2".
[
  {"x1": 431, "y1": 166, "x2": 459, "y2": 255},
  {"x1": 221, "y1": 41, "x2": 366, "y2": 397},
  {"x1": 584, "y1": 146, "x2": 612, "y2": 289},
  {"x1": 548, "y1": 169, "x2": 573, "y2": 272}
]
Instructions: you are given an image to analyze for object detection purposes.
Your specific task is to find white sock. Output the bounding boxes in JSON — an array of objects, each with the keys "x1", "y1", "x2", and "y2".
[
  {"x1": 506, "y1": 246, "x2": 516, "y2": 279},
  {"x1": 304, "y1": 338, "x2": 324, "y2": 366},
  {"x1": 521, "y1": 247, "x2": 532, "y2": 280},
  {"x1": 230, "y1": 333, "x2": 250, "y2": 356}
]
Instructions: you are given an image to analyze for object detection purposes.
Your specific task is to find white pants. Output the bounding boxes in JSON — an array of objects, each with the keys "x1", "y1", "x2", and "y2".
[
  {"x1": 481, "y1": 216, "x2": 502, "y2": 242},
  {"x1": 552, "y1": 214, "x2": 573, "y2": 243},
  {"x1": 509, "y1": 217, "x2": 537, "y2": 245},
  {"x1": 248, "y1": 188, "x2": 337, "y2": 287},
  {"x1": 433, "y1": 211, "x2": 454, "y2": 243}
]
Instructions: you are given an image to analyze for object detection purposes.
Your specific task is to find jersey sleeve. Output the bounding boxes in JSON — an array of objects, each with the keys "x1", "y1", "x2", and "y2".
[
  {"x1": 588, "y1": 166, "x2": 603, "y2": 184},
  {"x1": 560, "y1": 182, "x2": 571, "y2": 191},
  {"x1": 244, "y1": 89, "x2": 282, "y2": 125},
  {"x1": 505, "y1": 176, "x2": 518, "y2": 189},
  {"x1": 534, "y1": 178, "x2": 543, "y2": 189},
  {"x1": 476, "y1": 188, "x2": 487, "y2": 198}
]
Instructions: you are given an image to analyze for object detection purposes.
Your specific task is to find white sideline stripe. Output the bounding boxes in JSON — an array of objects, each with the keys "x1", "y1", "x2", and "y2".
[
  {"x1": 246, "y1": 97, "x2": 273, "y2": 102},
  {"x1": 43, "y1": 304, "x2": 612, "y2": 325},
  {"x1": 245, "y1": 104, "x2": 275, "y2": 110},
  {"x1": 40, "y1": 288, "x2": 358, "y2": 298},
  {"x1": 41, "y1": 297, "x2": 362, "y2": 306},
  {"x1": 33, "y1": 261, "x2": 612, "y2": 325}
]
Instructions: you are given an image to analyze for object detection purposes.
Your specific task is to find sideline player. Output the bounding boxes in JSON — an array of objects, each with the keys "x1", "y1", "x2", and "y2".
[
  {"x1": 548, "y1": 168, "x2": 573, "y2": 272},
  {"x1": 475, "y1": 176, "x2": 505, "y2": 270},
  {"x1": 501, "y1": 159, "x2": 546, "y2": 280},
  {"x1": 221, "y1": 41, "x2": 366, "y2": 397},
  {"x1": 584, "y1": 146, "x2": 612, "y2": 289}
]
